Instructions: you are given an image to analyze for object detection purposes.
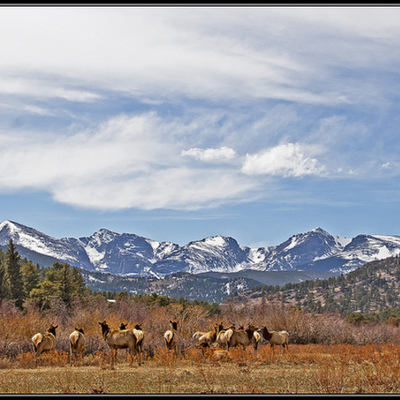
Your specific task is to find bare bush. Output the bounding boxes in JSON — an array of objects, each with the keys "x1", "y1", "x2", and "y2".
[{"x1": 1, "y1": 296, "x2": 400, "y2": 366}]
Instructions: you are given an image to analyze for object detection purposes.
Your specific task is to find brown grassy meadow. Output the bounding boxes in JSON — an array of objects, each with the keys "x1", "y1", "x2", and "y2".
[{"x1": 1, "y1": 296, "x2": 400, "y2": 394}]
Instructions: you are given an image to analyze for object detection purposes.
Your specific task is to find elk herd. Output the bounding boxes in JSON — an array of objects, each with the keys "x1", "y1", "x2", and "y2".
[{"x1": 30, "y1": 320, "x2": 289, "y2": 369}]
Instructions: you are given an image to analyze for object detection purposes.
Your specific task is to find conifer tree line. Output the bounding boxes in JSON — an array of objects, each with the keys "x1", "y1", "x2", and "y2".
[{"x1": 0, "y1": 239, "x2": 87, "y2": 310}]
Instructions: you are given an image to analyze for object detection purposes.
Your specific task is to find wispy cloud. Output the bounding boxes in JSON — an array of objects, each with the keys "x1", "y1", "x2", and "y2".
[
  {"x1": 1, "y1": 7, "x2": 399, "y2": 106},
  {"x1": 0, "y1": 112, "x2": 256, "y2": 210},
  {"x1": 0, "y1": 6, "x2": 399, "y2": 215},
  {"x1": 181, "y1": 147, "x2": 236, "y2": 163}
]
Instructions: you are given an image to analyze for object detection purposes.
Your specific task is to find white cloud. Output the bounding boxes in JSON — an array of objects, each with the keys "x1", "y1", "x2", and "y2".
[
  {"x1": 181, "y1": 146, "x2": 236, "y2": 162},
  {"x1": 0, "y1": 75, "x2": 101, "y2": 102},
  {"x1": 0, "y1": 6, "x2": 398, "y2": 214},
  {"x1": 0, "y1": 112, "x2": 257, "y2": 210},
  {"x1": 51, "y1": 167, "x2": 254, "y2": 211},
  {"x1": 382, "y1": 161, "x2": 400, "y2": 171},
  {"x1": 242, "y1": 143, "x2": 325, "y2": 178},
  {"x1": 1, "y1": 7, "x2": 398, "y2": 106}
]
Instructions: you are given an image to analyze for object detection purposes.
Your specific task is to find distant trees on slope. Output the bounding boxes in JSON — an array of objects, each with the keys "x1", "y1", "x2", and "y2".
[
  {"x1": 247, "y1": 256, "x2": 400, "y2": 321},
  {"x1": 0, "y1": 239, "x2": 87, "y2": 310}
]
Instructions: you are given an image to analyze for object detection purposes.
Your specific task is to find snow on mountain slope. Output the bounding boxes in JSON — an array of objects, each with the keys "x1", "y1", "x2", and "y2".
[
  {"x1": 334, "y1": 234, "x2": 400, "y2": 272},
  {"x1": 0, "y1": 220, "x2": 93, "y2": 269},
  {"x1": 1, "y1": 220, "x2": 400, "y2": 277},
  {"x1": 149, "y1": 235, "x2": 250, "y2": 275},
  {"x1": 248, "y1": 228, "x2": 350, "y2": 271},
  {"x1": 69, "y1": 229, "x2": 180, "y2": 275}
]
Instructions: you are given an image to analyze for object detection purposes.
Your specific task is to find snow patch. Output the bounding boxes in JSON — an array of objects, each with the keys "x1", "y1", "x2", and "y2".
[
  {"x1": 284, "y1": 237, "x2": 300, "y2": 251},
  {"x1": 85, "y1": 246, "x2": 105, "y2": 265},
  {"x1": 204, "y1": 236, "x2": 226, "y2": 247}
]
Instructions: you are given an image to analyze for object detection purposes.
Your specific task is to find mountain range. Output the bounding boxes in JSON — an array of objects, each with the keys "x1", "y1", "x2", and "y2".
[{"x1": 1, "y1": 220, "x2": 400, "y2": 278}]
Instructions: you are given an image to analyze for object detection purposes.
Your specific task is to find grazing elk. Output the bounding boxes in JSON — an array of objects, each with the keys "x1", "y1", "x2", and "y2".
[
  {"x1": 211, "y1": 348, "x2": 231, "y2": 362},
  {"x1": 99, "y1": 320, "x2": 141, "y2": 369},
  {"x1": 164, "y1": 320, "x2": 178, "y2": 354},
  {"x1": 31, "y1": 324, "x2": 58, "y2": 357},
  {"x1": 259, "y1": 326, "x2": 289, "y2": 350},
  {"x1": 69, "y1": 328, "x2": 85, "y2": 366},
  {"x1": 226, "y1": 324, "x2": 259, "y2": 351}
]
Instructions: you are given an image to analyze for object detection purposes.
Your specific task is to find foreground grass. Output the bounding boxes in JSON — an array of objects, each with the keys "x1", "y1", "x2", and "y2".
[{"x1": 0, "y1": 344, "x2": 400, "y2": 394}]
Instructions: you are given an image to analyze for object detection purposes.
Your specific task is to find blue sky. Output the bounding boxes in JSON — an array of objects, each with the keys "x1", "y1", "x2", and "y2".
[{"x1": 1, "y1": 5, "x2": 400, "y2": 247}]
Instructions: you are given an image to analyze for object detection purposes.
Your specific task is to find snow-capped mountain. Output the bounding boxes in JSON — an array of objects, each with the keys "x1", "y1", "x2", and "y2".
[
  {"x1": 1, "y1": 220, "x2": 400, "y2": 277},
  {"x1": 248, "y1": 227, "x2": 352, "y2": 271},
  {"x1": 152, "y1": 235, "x2": 251, "y2": 275},
  {"x1": 63, "y1": 228, "x2": 179, "y2": 276},
  {"x1": 0, "y1": 220, "x2": 93, "y2": 270}
]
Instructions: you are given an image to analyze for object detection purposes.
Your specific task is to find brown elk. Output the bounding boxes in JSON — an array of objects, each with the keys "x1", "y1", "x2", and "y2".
[
  {"x1": 216, "y1": 324, "x2": 235, "y2": 349},
  {"x1": 133, "y1": 323, "x2": 144, "y2": 365},
  {"x1": 31, "y1": 324, "x2": 58, "y2": 357},
  {"x1": 259, "y1": 326, "x2": 289, "y2": 350},
  {"x1": 119, "y1": 322, "x2": 128, "y2": 330},
  {"x1": 226, "y1": 324, "x2": 259, "y2": 351},
  {"x1": 193, "y1": 324, "x2": 219, "y2": 353},
  {"x1": 117, "y1": 322, "x2": 129, "y2": 362},
  {"x1": 119, "y1": 321, "x2": 144, "y2": 365},
  {"x1": 211, "y1": 348, "x2": 231, "y2": 362},
  {"x1": 164, "y1": 320, "x2": 178, "y2": 354},
  {"x1": 69, "y1": 327, "x2": 85, "y2": 366},
  {"x1": 193, "y1": 324, "x2": 218, "y2": 345},
  {"x1": 99, "y1": 320, "x2": 140, "y2": 369}
]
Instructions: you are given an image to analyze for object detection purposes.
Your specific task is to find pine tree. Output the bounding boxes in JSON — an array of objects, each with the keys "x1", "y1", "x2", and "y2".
[
  {"x1": 21, "y1": 261, "x2": 40, "y2": 298},
  {"x1": 0, "y1": 252, "x2": 8, "y2": 299},
  {"x1": 29, "y1": 262, "x2": 87, "y2": 308},
  {"x1": 69, "y1": 266, "x2": 87, "y2": 297},
  {"x1": 5, "y1": 239, "x2": 24, "y2": 308}
]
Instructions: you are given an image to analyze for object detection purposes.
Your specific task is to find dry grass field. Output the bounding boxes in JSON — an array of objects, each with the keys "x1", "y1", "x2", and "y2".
[
  {"x1": 1, "y1": 297, "x2": 400, "y2": 394},
  {"x1": 0, "y1": 343, "x2": 400, "y2": 394}
]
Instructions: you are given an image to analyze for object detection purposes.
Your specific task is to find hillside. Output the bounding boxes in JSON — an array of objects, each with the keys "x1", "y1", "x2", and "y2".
[
  {"x1": 229, "y1": 256, "x2": 400, "y2": 317},
  {"x1": 80, "y1": 267, "x2": 339, "y2": 302},
  {"x1": 80, "y1": 269, "x2": 261, "y2": 303}
]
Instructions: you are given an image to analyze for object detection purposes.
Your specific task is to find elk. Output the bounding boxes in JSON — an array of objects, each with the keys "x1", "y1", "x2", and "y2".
[
  {"x1": 211, "y1": 348, "x2": 231, "y2": 362},
  {"x1": 119, "y1": 322, "x2": 144, "y2": 365},
  {"x1": 193, "y1": 324, "x2": 219, "y2": 348},
  {"x1": 216, "y1": 324, "x2": 235, "y2": 349},
  {"x1": 31, "y1": 324, "x2": 58, "y2": 357},
  {"x1": 99, "y1": 320, "x2": 140, "y2": 369},
  {"x1": 226, "y1": 324, "x2": 259, "y2": 351},
  {"x1": 118, "y1": 322, "x2": 129, "y2": 362},
  {"x1": 193, "y1": 324, "x2": 220, "y2": 354},
  {"x1": 133, "y1": 323, "x2": 144, "y2": 365},
  {"x1": 164, "y1": 320, "x2": 178, "y2": 354},
  {"x1": 69, "y1": 327, "x2": 85, "y2": 366},
  {"x1": 259, "y1": 326, "x2": 289, "y2": 350},
  {"x1": 119, "y1": 322, "x2": 128, "y2": 330},
  {"x1": 249, "y1": 324, "x2": 261, "y2": 351}
]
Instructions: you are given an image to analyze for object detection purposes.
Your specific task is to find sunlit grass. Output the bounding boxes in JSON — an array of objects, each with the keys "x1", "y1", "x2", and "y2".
[{"x1": 0, "y1": 344, "x2": 398, "y2": 393}]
